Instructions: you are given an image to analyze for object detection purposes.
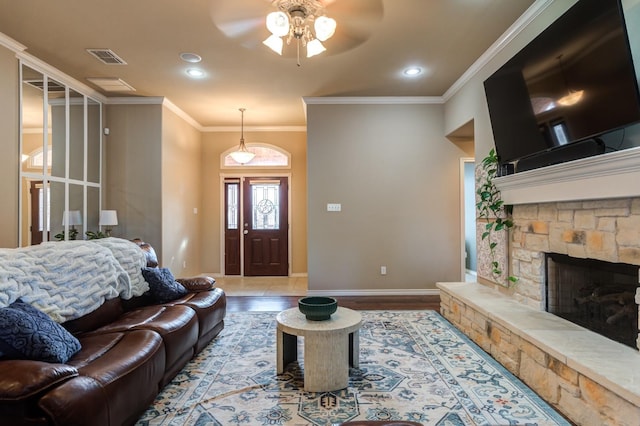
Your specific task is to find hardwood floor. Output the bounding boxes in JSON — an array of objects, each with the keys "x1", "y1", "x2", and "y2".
[
  {"x1": 226, "y1": 295, "x2": 441, "y2": 312},
  {"x1": 216, "y1": 277, "x2": 442, "y2": 312}
]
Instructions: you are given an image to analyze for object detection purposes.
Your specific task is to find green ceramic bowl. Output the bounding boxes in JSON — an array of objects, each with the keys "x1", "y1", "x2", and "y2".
[{"x1": 298, "y1": 296, "x2": 338, "y2": 321}]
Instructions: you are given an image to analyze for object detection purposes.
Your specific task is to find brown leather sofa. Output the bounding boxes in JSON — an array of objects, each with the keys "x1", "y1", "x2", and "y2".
[{"x1": 0, "y1": 241, "x2": 226, "y2": 426}]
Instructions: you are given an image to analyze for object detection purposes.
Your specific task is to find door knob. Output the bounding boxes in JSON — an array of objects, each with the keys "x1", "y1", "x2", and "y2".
[{"x1": 243, "y1": 230, "x2": 249, "y2": 235}]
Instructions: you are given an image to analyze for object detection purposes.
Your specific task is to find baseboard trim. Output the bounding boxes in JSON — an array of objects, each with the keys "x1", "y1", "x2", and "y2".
[
  {"x1": 307, "y1": 289, "x2": 440, "y2": 297},
  {"x1": 289, "y1": 273, "x2": 308, "y2": 278}
]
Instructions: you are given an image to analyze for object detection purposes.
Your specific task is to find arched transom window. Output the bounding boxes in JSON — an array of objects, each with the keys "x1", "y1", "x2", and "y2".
[{"x1": 221, "y1": 143, "x2": 290, "y2": 169}]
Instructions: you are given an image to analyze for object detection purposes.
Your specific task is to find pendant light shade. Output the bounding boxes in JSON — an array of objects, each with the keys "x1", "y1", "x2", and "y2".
[{"x1": 229, "y1": 108, "x2": 255, "y2": 165}]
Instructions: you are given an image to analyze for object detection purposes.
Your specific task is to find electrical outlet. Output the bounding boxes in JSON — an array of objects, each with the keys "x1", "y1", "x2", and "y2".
[
  {"x1": 183, "y1": 261, "x2": 187, "y2": 269},
  {"x1": 380, "y1": 266, "x2": 387, "y2": 275},
  {"x1": 327, "y1": 203, "x2": 341, "y2": 212}
]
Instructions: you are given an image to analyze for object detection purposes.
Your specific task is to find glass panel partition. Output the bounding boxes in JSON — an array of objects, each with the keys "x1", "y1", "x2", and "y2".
[{"x1": 19, "y1": 63, "x2": 103, "y2": 244}]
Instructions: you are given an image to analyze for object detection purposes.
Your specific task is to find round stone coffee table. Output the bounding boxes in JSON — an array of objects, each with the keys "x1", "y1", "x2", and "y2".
[{"x1": 276, "y1": 306, "x2": 362, "y2": 392}]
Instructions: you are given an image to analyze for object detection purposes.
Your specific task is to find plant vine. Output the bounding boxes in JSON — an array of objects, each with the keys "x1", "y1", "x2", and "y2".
[{"x1": 476, "y1": 148, "x2": 518, "y2": 284}]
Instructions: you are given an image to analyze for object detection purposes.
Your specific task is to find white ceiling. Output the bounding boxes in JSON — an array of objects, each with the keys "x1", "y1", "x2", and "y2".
[{"x1": 0, "y1": 0, "x2": 535, "y2": 128}]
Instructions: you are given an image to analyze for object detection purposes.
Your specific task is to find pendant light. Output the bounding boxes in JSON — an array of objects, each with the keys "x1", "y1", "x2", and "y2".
[{"x1": 229, "y1": 108, "x2": 255, "y2": 165}]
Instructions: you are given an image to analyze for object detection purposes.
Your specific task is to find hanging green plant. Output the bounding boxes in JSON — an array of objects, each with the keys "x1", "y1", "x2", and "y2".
[{"x1": 476, "y1": 148, "x2": 518, "y2": 284}]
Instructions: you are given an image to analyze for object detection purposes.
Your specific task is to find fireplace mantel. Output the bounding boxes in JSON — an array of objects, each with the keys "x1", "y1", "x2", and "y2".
[{"x1": 494, "y1": 146, "x2": 640, "y2": 205}]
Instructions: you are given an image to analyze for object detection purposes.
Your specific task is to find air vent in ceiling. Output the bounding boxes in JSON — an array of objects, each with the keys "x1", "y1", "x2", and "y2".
[
  {"x1": 24, "y1": 79, "x2": 66, "y2": 93},
  {"x1": 86, "y1": 77, "x2": 136, "y2": 92},
  {"x1": 86, "y1": 48, "x2": 127, "y2": 65}
]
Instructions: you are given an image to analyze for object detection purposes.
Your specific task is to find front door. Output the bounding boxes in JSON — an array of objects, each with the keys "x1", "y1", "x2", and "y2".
[{"x1": 242, "y1": 177, "x2": 288, "y2": 276}]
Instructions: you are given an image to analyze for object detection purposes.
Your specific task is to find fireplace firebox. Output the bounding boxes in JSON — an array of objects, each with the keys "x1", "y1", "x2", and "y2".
[{"x1": 545, "y1": 253, "x2": 639, "y2": 349}]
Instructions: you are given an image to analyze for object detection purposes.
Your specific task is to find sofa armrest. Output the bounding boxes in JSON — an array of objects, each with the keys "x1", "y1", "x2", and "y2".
[
  {"x1": 0, "y1": 360, "x2": 78, "y2": 401},
  {"x1": 176, "y1": 276, "x2": 216, "y2": 292}
]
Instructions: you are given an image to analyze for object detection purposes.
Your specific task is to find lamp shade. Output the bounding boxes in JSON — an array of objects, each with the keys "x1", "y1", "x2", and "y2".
[
  {"x1": 62, "y1": 210, "x2": 82, "y2": 226},
  {"x1": 99, "y1": 210, "x2": 118, "y2": 226}
]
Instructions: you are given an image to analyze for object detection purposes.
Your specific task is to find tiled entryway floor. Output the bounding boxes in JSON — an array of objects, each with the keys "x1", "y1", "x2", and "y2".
[{"x1": 212, "y1": 276, "x2": 307, "y2": 296}]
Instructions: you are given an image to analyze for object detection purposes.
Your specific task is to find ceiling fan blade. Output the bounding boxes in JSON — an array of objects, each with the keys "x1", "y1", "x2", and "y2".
[
  {"x1": 209, "y1": 0, "x2": 270, "y2": 39},
  {"x1": 322, "y1": 0, "x2": 384, "y2": 55}
]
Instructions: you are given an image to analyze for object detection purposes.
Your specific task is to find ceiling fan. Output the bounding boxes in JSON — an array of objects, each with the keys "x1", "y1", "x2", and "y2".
[{"x1": 209, "y1": 0, "x2": 384, "y2": 59}]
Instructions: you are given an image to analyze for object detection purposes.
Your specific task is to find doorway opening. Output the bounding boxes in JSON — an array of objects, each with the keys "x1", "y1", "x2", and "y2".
[{"x1": 462, "y1": 159, "x2": 477, "y2": 281}]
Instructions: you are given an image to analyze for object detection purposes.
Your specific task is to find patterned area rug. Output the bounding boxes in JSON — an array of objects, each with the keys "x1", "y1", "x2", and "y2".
[{"x1": 136, "y1": 311, "x2": 570, "y2": 425}]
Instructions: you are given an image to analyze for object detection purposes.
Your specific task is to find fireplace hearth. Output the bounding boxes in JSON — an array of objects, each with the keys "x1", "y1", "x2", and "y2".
[{"x1": 545, "y1": 253, "x2": 640, "y2": 349}]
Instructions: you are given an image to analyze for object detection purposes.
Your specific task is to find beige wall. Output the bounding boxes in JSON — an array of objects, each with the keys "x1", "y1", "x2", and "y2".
[
  {"x1": 200, "y1": 130, "x2": 307, "y2": 275},
  {"x1": 306, "y1": 103, "x2": 466, "y2": 291},
  {"x1": 0, "y1": 44, "x2": 19, "y2": 248},
  {"x1": 161, "y1": 105, "x2": 202, "y2": 276},
  {"x1": 104, "y1": 104, "x2": 163, "y2": 256}
]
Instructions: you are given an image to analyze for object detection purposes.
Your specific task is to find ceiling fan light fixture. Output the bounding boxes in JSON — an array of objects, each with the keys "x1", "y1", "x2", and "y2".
[
  {"x1": 266, "y1": 11, "x2": 290, "y2": 37},
  {"x1": 306, "y1": 39, "x2": 326, "y2": 58},
  {"x1": 263, "y1": 34, "x2": 284, "y2": 55},
  {"x1": 229, "y1": 108, "x2": 255, "y2": 165},
  {"x1": 264, "y1": 0, "x2": 335, "y2": 62},
  {"x1": 314, "y1": 16, "x2": 336, "y2": 41}
]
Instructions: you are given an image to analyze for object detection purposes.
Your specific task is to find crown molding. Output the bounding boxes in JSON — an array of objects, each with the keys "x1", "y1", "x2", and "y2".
[
  {"x1": 303, "y1": 96, "x2": 444, "y2": 105},
  {"x1": 105, "y1": 96, "x2": 165, "y2": 105},
  {"x1": 0, "y1": 32, "x2": 26, "y2": 52},
  {"x1": 442, "y1": 0, "x2": 555, "y2": 101},
  {"x1": 202, "y1": 125, "x2": 307, "y2": 133},
  {"x1": 107, "y1": 96, "x2": 202, "y2": 131}
]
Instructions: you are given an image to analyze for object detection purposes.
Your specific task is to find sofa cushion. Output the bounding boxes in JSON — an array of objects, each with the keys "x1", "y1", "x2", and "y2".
[
  {"x1": 62, "y1": 297, "x2": 124, "y2": 335},
  {"x1": 142, "y1": 267, "x2": 188, "y2": 303},
  {"x1": 0, "y1": 300, "x2": 81, "y2": 363}
]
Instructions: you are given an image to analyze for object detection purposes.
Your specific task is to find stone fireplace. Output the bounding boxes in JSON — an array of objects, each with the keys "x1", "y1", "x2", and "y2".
[
  {"x1": 546, "y1": 253, "x2": 639, "y2": 350},
  {"x1": 438, "y1": 149, "x2": 640, "y2": 426},
  {"x1": 510, "y1": 197, "x2": 640, "y2": 342}
]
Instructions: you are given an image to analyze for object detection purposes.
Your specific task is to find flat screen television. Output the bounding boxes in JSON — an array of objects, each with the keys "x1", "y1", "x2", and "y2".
[{"x1": 484, "y1": 0, "x2": 640, "y2": 173}]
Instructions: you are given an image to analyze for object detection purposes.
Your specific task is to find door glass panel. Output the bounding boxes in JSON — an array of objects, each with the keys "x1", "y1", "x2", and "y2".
[
  {"x1": 227, "y1": 183, "x2": 238, "y2": 230},
  {"x1": 69, "y1": 90, "x2": 84, "y2": 181},
  {"x1": 49, "y1": 78, "x2": 67, "y2": 179},
  {"x1": 87, "y1": 98, "x2": 101, "y2": 183},
  {"x1": 251, "y1": 183, "x2": 280, "y2": 230}
]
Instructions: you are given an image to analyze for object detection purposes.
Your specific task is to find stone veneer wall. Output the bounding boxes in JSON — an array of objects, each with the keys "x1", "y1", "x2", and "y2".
[
  {"x1": 439, "y1": 196, "x2": 640, "y2": 425},
  {"x1": 509, "y1": 197, "x2": 640, "y2": 309},
  {"x1": 438, "y1": 286, "x2": 640, "y2": 426}
]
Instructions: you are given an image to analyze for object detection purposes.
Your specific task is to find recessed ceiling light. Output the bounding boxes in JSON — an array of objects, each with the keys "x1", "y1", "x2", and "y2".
[
  {"x1": 180, "y1": 52, "x2": 202, "y2": 63},
  {"x1": 404, "y1": 67, "x2": 422, "y2": 76},
  {"x1": 186, "y1": 68, "x2": 205, "y2": 78}
]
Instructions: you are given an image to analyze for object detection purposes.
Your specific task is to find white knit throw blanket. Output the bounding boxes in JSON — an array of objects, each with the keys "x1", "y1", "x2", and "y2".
[{"x1": 0, "y1": 238, "x2": 149, "y2": 323}]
